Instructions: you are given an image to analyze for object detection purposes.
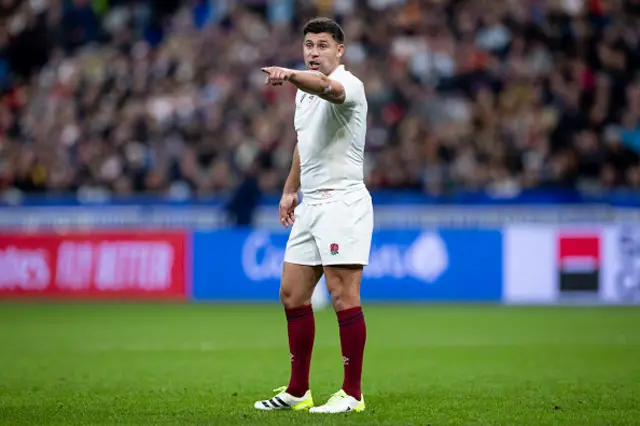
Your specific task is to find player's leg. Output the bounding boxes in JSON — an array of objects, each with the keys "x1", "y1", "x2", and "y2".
[
  {"x1": 309, "y1": 194, "x2": 373, "y2": 414},
  {"x1": 254, "y1": 204, "x2": 322, "y2": 411},
  {"x1": 279, "y1": 261, "x2": 323, "y2": 309},
  {"x1": 280, "y1": 261, "x2": 323, "y2": 399},
  {"x1": 324, "y1": 263, "x2": 366, "y2": 400}
]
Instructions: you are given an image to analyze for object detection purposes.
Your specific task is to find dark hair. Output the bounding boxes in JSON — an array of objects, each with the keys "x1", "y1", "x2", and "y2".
[{"x1": 303, "y1": 17, "x2": 345, "y2": 44}]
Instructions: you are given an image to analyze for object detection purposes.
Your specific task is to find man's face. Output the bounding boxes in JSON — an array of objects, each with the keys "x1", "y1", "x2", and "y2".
[{"x1": 303, "y1": 32, "x2": 344, "y2": 75}]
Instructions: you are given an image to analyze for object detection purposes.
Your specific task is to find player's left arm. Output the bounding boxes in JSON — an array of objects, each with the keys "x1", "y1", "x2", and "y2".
[{"x1": 262, "y1": 67, "x2": 348, "y2": 105}]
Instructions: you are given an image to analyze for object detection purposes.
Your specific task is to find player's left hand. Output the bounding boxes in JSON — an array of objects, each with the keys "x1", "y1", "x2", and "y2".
[{"x1": 262, "y1": 67, "x2": 294, "y2": 86}]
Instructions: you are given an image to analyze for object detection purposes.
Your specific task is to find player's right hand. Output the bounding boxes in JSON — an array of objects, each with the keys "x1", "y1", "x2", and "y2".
[
  {"x1": 279, "y1": 192, "x2": 298, "y2": 228},
  {"x1": 262, "y1": 66, "x2": 294, "y2": 86}
]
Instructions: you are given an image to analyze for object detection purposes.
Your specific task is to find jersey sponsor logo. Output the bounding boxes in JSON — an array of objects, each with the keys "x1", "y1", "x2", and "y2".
[
  {"x1": 321, "y1": 190, "x2": 333, "y2": 199},
  {"x1": 298, "y1": 93, "x2": 315, "y2": 104}
]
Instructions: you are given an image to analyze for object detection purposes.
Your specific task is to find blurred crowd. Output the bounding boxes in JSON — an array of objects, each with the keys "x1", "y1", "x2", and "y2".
[{"x1": 1, "y1": 0, "x2": 640, "y2": 204}]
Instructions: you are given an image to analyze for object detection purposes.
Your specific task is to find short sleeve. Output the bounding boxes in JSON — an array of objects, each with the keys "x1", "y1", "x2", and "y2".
[
  {"x1": 330, "y1": 72, "x2": 365, "y2": 108},
  {"x1": 295, "y1": 89, "x2": 303, "y2": 106}
]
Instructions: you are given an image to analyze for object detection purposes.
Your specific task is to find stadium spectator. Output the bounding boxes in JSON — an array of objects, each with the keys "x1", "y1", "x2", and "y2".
[{"x1": 0, "y1": 0, "x2": 639, "y2": 205}]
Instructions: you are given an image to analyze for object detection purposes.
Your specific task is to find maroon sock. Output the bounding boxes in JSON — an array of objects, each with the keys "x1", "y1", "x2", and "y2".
[
  {"x1": 285, "y1": 304, "x2": 315, "y2": 397},
  {"x1": 337, "y1": 306, "x2": 366, "y2": 400}
]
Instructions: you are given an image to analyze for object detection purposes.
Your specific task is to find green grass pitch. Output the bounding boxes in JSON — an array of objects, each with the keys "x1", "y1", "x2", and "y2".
[{"x1": 0, "y1": 303, "x2": 639, "y2": 425}]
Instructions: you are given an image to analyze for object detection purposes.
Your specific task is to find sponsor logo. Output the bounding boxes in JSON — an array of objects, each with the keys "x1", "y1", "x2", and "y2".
[
  {"x1": 0, "y1": 247, "x2": 50, "y2": 290},
  {"x1": 366, "y1": 232, "x2": 448, "y2": 282},
  {"x1": 241, "y1": 231, "x2": 449, "y2": 283},
  {"x1": 57, "y1": 241, "x2": 174, "y2": 291},
  {"x1": 615, "y1": 225, "x2": 640, "y2": 302},
  {"x1": 557, "y1": 233, "x2": 600, "y2": 292},
  {"x1": 0, "y1": 233, "x2": 185, "y2": 298},
  {"x1": 242, "y1": 232, "x2": 285, "y2": 281}
]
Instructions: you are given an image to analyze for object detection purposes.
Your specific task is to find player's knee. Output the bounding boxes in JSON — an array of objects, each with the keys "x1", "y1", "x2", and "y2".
[
  {"x1": 279, "y1": 286, "x2": 294, "y2": 308},
  {"x1": 279, "y1": 286, "x2": 309, "y2": 309},
  {"x1": 329, "y1": 285, "x2": 360, "y2": 311}
]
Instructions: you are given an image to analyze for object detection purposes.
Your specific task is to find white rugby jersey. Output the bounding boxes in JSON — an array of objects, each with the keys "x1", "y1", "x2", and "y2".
[{"x1": 293, "y1": 65, "x2": 368, "y2": 203}]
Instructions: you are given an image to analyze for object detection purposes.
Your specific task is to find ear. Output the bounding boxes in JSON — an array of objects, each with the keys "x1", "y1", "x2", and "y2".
[{"x1": 337, "y1": 44, "x2": 345, "y2": 58}]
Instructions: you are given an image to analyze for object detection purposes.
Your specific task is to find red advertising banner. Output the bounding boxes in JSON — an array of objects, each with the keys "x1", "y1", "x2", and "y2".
[{"x1": 0, "y1": 231, "x2": 187, "y2": 300}]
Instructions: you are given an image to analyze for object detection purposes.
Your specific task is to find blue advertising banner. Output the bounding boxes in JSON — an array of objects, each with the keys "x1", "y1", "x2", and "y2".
[{"x1": 192, "y1": 229, "x2": 503, "y2": 302}]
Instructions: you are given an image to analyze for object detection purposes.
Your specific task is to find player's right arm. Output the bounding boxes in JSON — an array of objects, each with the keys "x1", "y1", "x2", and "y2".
[
  {"x1": 283, "y1": 143, "x2": 300, "y2": 194},
  {"x1": 280, "y1": 144, "x2": 300, "y2": 228}
]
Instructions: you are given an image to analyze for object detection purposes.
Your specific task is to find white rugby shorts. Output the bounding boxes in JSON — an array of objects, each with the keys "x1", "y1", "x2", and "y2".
[{"x1": 284, "y1": 192, "x2": 374, "y2": 266}]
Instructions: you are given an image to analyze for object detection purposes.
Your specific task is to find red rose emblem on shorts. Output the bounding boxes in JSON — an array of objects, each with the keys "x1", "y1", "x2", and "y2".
[{"x1": 330, "y1": 243, "x2": 339, "y2": 255}]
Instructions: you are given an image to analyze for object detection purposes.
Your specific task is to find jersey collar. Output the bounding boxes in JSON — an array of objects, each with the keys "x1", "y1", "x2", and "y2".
[{"x1": 328, "y1": 64, "x2": 344, "y2": 77}]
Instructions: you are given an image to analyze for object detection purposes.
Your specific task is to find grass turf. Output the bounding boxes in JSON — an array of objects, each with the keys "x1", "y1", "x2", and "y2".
[{"x1": 0, "y1": 303, "x2": 639, "y2": 425}]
